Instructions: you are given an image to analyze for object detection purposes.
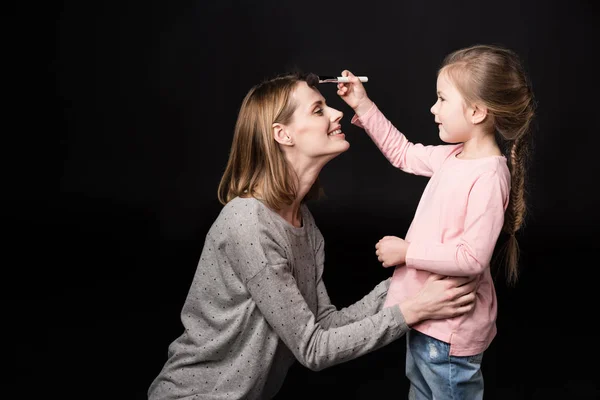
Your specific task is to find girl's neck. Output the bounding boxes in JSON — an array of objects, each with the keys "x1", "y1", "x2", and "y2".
[{"x1": 458, "y1": 131, "x2": 502, "y2": 159}]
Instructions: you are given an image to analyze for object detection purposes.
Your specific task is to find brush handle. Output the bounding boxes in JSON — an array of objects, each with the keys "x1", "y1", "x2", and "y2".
[{"x1": 337, "y1": 76, "x2": 368, "y2": 83}]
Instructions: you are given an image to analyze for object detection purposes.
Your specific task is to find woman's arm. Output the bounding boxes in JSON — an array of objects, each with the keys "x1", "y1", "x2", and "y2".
[
  {"x1": 312, "y1": 236, "x2": 390, "y2": 329},
  {"x1": 247, "y1": 262, "x2": 476, "y2": 371},
  {"x1": 247, "y1": 262, "x2": 406, "y2": 371},
  {"x1": 314, "y1": 277, "x2": 391, "y2": 330}
]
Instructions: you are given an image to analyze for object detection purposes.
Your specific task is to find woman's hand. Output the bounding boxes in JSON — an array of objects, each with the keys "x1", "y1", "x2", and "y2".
[
  {"x1": 376, "y1": 236, "x2": 409, "y2": 268},
  {"x1": 398, "y1": 274, "x2": 478, "y2": 326},
  {"x1": 337, "y1": 69, "x2": 374, "y2": 117}
]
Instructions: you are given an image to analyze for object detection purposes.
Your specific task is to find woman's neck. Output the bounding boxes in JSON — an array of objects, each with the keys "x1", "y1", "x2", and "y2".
[{"x1": 276, "y1": 160, "x2": 322, "y2": 228}]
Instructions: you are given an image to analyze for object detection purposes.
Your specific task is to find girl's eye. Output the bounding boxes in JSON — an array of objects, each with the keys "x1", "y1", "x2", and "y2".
[
  {"x1": 438, "y1": 97, "x2": 445, "y2": 102},
  {"x1": 314, "y1": 108, "x2": 324, "y2": 115}
]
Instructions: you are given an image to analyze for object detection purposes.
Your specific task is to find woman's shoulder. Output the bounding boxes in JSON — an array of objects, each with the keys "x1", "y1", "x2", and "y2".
[{"x1": 215, "y1": 197, "x2": 270, "y2": 228}]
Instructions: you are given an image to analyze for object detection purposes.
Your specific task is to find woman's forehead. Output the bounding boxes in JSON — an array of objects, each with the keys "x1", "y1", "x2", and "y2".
[{"x1": 292, "y1": 81, "x2": 324, "y2": 103}]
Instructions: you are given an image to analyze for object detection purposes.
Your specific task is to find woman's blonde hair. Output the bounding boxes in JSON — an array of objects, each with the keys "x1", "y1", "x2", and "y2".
[
  {"x1": 217, "y1": 72, "x2": 322, "y2": 210},
  {"x1": 440, "y1": 44, "x2": 536, "y2": 286}
]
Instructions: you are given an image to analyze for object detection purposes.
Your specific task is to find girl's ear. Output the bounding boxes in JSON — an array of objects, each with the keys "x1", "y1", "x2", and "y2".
[
  {"x1": 273, "y1": 123, "x2": 293, "y2": 146},
  {"x1": 470, "y1": 104, "x2": 488, "y2": 125}
]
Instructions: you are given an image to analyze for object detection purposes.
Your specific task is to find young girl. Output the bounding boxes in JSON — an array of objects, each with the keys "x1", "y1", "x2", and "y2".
[{"x1": 337, "y1": 45, "x2": 535, "y2": 399}]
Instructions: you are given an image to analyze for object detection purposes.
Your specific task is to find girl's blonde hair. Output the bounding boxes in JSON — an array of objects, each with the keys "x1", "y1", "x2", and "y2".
[
  {"x1": 218, "y1": 72, "x2": 321, "y2": 210},
  {"x1": 440, "y1": 44, "x2": 536, "y2": 286}
]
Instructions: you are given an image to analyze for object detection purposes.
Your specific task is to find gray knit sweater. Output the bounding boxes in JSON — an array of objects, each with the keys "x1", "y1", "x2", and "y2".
[{"x1": 148, "y1": 197, "x2": 409, "y2": 399}]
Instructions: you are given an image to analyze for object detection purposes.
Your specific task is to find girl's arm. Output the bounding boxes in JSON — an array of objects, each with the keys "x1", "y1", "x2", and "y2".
[
  {"x1": 352, "y1": 103, "x2": 457, "y2": 177},
  {"x1": 405, "y1": 170, "x2": 509, "y2": 276},
  {"x1": 337, "y1": 69, "x2": 455, "y2": 176}
]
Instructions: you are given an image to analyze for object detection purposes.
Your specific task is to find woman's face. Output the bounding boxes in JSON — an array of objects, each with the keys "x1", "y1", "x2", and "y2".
[{"x1": 282, "y1": 81, "x2": 349, "y2": 162}]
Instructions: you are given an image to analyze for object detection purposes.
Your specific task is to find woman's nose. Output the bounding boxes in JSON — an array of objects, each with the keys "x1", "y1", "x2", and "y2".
[{"x1": 330, "y1": 107, "x2": 343, "y2": 122}]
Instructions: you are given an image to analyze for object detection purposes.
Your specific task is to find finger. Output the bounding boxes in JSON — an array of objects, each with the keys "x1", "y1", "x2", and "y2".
[
  {"x1": 342, "y1": 70, "x2": 350, "y2": 77},
  {"x1": 465, "y1": 279, "x2": 479, "y2": 291},
  {"x1": 428, "y1": 273, "x2": 445, "y2": 280},
  {"x1": 456, "y1": 277, "x2": 478, "y2": 293},
  {"x1": 445, "y1": 276, "x2": 472, "y2": 287},
  {"x1": 454, "y1": 292, "x2": 476, "y2": 307},
  {"x1": 453, "y1": 303, "x2": 475, "y2": 317},
  {"x1": 424, "y1": 273, "x2": 445, "y2": 283},
  {"x1": 382, "y1": 262, "x2": 387, "y2": 268},
  {"x1": 450, "y1": 281, "x2": 477, "y2": 300}
]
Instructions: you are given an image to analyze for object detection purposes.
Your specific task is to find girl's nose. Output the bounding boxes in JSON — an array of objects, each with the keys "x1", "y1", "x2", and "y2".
[{"x1": 430, "y1": 103, "x2": 437, "y2": 115}]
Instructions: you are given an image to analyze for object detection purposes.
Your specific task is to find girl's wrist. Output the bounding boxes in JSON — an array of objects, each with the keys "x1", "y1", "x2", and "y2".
[{"x1": 354, "y1": 99, "x2": 374, "y2": 118}]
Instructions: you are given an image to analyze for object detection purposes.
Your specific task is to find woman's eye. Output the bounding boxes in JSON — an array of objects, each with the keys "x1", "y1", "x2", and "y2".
[{"x1": 314, "y1": 108, "x2": 324, "y2": 115}]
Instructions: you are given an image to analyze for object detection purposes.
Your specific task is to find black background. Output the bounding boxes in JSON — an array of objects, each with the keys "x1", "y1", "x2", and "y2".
[{"x1": 17, "y1": 0, "x2": 600, "y2": 398}]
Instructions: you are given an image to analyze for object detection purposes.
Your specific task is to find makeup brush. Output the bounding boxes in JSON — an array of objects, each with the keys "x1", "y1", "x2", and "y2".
[{"x1": 318, "y1": 76, "x2": 369, "y2": 83}]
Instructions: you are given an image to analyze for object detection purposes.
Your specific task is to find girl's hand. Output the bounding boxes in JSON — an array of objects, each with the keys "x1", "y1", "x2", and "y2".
[
  {"x1": 337, "y1": 69, "x2": 374, "y2": 117},
  {"x1": 375, "y1": 236, "x2": 409, "y2": 268}
]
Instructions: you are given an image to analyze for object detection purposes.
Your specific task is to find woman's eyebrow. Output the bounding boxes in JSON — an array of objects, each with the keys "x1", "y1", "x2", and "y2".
[{"x1": 309, "y1": 100, "x2": 325, "y2": 109}]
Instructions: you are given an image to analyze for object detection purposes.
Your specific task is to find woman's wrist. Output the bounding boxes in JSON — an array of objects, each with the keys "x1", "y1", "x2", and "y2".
[{"x1": 398, "y1": 298, "x2": 422, "y2": 327}]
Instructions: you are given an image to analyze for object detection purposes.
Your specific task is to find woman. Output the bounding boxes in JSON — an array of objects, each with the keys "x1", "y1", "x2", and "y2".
[{"x1": 147, "y1": 72, "x2": 477, "y2": 400}]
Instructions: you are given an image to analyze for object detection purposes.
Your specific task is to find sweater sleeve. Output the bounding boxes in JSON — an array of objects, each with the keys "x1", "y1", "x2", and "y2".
[
  {"x1": 236, "y1": 222, "x2": 409, "y2": 372},
  {"x1": 247, "y1": 262, "x2": 407, "y2": 371},
  {"x1": 405, "y1": 170, "x2": 508, "y2": 276},
  {"x1": 352, "y1": 103, "x2": 456, "y2": 176},
  {"x1": 312, "y1": 234, "x2": 393, "y2": 330}
]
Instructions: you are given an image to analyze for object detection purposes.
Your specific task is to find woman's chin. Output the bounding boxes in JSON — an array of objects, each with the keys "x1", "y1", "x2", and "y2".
[
  {"x1": 335, "y1": 140, "x2": 351, "y2": 154},
  {"x1": 321, "y1": 142, "x2": 350, "y2": 162}
]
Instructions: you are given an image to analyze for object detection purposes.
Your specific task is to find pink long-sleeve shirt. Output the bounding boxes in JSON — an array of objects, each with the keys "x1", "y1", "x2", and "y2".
[{"x1": 352, "y1": 104, "x2": 510, "y2": 356}]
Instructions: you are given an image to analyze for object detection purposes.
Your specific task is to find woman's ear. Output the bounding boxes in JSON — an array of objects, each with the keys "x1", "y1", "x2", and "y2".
[
  {"x1": 469, "y1": 104, "x2": 488, "y2": 125},
  {"x1": 273, "y1": 123, "x2": 293, "y2": 146}
]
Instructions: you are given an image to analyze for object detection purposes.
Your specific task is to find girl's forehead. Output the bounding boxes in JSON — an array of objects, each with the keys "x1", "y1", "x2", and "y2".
[{"x1": 437, "y1": 71, "x2": 453, "y2": 87}]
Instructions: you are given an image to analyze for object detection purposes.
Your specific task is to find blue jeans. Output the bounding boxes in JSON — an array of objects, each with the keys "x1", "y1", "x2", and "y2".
[{"x1": 406, "y1": 330, "x2": 484, "y2": 400}]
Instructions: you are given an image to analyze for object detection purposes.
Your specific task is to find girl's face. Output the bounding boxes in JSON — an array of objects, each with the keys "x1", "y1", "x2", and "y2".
[
  {"x1": 430, "y1": 71, "x2": 474, "y2": 143},
  {"x1": 282, "y1": 81, "x2": 349, "y2": 161}
]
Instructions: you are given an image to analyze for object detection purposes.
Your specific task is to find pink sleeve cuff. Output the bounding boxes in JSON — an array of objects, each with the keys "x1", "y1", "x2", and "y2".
[{"x1": 351, "y1": 102, "x2": 378, "y2": 128}]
